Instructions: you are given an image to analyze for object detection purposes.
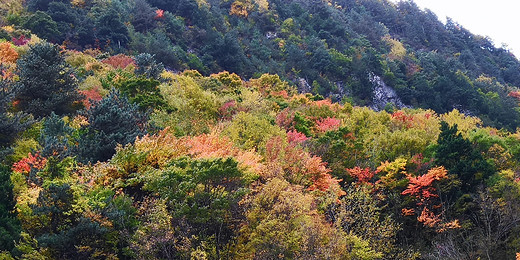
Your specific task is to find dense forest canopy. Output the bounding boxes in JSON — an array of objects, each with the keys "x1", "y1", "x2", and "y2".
[
  {"x1": 1, "y1": 0, "x2": 520, "y2": 259},
  {"x1": 2, "y1": 0, "x2": 520, "y2": 128}
]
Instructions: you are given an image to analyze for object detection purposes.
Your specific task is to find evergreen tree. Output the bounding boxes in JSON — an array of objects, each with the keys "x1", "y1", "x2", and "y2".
[
  {"x1": 435, "y1": 121, "x2": 494, "y2": 191},
  {"x1": 0, "y1": 165, "x2": 20, "y2": 252},
  {"x1": 76, "y1": 90, "x2": 148, "y2": 163},
  {"x1": 115, "y1": 77, "x2": 166, "y2": 111},
  {"x1": 134, "y1": 53, "x2": 164, "y2": 79},
  {"x1": 145, "y1": 157, "x2": 247, "y2": 259},
  {"x1": 27, "y1": 0, "x2": 68, "y2": 11},
  {"x1": 95, "y1": 8, "x2": 129, "y2": 49},
  {"x1": 131, "y1": 0, "x2": 157, "y2": 33},
  {"x1": 0, "y1": 80, "x2": 33, "y2": 158},
  {"x1": 39, "y1": 112, "x2": 74, "y2": 159},
  {"x1": 22, "y1": 11, "x2": 60, "y2": 42},
  {"x1": 15, "y1": 42, "x2": 83, "y2": 118}
]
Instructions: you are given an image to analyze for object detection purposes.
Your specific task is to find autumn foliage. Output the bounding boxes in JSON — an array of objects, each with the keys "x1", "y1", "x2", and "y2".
[
  {"x1": 0, "y1": 41, "x2": 18, "y2": 79},
  {"x1": 401, "y1": 166, "x2": 449, "y2": 228},
  {"x1": 402, "y1": 166, "x2": 447, "y2": 200},
  {"x1": 12, "y1": 152, "x2": 47, "y2": 174},
  {"x1": 79, "y1": 86, "x2": 103, "y2": 109},
  {"x1": 155, "y1": 9, "x2": 164, "y2": 19},
  {"x1": 391, "y1": 111, "x2": 415, "y2": 128},
  {"x1": 0, "y1": 32, "x2": 518, "y2": 259},
  {"x1": 12, "y1": 35, "x2": 28, "y2": 46},
  {"x1": 2, "y1": 0, "x2": 520, "y2": 258},
  {"x1": 265, "y1": 136, "x2": 344, "y2": 195},
  {"x1": 230, "y1": 0, "x2": 250, "y2": 17},
  {"x1": 101, "y1": 54, "x2": 135, "y2": 69},
  {"x1": 509, "y1": 91, "x2": 520, "y2": 101},
  {"x1": 218, "y1": 100, "x2": 238, "y2": 120},
  {"x1": 0, "y1": 42, "x2": 18, "y2": 64},
  {"x1": 347, "y1": 166, "x2": 376, "y2": 184},
  {"x1": 286, "y1": 130, "x2": 309, "y2": 144},
  {"x1": 315, "y1": 117, "x2": 341, "y2": 133}
]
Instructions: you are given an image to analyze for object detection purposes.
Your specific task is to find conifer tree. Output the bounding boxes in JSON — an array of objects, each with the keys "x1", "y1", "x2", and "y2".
[
  {"x1": 435, "y1": 121, "x2": 493, "y2": 191},
  {"x1": 0, "y1": 165, "x2": 20, "y2": 251},
  {"x1": 76, "y1": 90, "x2": 148, "y2": 163},
  {"x1": 15, "y1": 42, "x2": 83, "y2": 118},
  {"x1": 134, "y1": 53, "x2": 164, "y2": 79},
  {"x1": 40, "y1": 112, "x2": 74, "y2": 159},
  {"x1": 0, "y1": 80, "x2": 33, "y2": 156}
]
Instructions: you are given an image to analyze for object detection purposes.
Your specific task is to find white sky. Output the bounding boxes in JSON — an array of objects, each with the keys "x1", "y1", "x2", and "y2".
[{"x1": 391, "y1": 0, "x2": 520, "y2": 57}]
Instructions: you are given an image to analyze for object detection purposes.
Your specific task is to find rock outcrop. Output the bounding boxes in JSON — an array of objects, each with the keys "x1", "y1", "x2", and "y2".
[{"x1": 369, "y1": 73, "x2": 408, "y2": 111}]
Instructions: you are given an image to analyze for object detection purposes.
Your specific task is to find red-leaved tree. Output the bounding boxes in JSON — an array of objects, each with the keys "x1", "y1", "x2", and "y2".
[
  {"x1": 315, "y1": 117, "x2": 341, "y2": 133},
  {"x1": 80, "y1": 86, "x2": 103, "y2": 109},
  {"x1": 102, "y1": 54, "x2": 135, "y2": 69},
  {"x1": 12, "y1": 152, "x2": 47, "y2": 175},
  {"x1": 401, "y1": 166, "x2": 452, "y2": 229},
  {"x1": 347, "y1": 166, "x2": 376, "y2": 184},
  {"x1": 265, "y1": 136, "x2": 345, "y2": 196}
]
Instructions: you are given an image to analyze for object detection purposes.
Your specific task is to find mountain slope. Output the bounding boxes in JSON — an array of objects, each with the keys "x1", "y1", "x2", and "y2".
[
  {"x1": 2, "y1": 0, "x2": 520, "y2": 128},
  {"x1": 2, "y1": 1, "x2": 520, "y2": 259}
]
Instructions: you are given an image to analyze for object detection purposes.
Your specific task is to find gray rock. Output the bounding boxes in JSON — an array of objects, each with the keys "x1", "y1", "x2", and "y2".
[
  {"x1": 297, "y1": 78, "x2": 312, "y2": 93},
  {"x1": 369, "y1": 72, "x2": 408, "y2": 111}
]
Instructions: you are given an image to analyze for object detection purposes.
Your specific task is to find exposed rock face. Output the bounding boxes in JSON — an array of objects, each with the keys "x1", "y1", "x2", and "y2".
[
  {"x1": 297, "y1": 78, "x2": 312, "y2": 93},
  {"x1": 328, "y1": 81, "x2": 349, "y2": 102},
  {"x1": 369, "y1": 73, "x2": 408, "y2": 111}
]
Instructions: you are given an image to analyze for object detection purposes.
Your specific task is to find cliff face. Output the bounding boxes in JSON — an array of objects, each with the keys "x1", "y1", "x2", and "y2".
[{"x1": 369, "y1": 73, "x2": 407, "y2": 111}]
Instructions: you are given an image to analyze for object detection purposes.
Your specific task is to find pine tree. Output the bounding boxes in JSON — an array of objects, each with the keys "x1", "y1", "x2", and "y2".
[
  {"x1": 435, "y1": 121, "x2": 493, "y2": 191},
  {"x1": 76, "y1": 90, "x2": 148, "y2": 163},
  {"x1": 0, "y1": 165, "x2": 20, "y2": 251},
  {"x1": 15, "y1": 42, "x2": 83, "y2": 118},
  {"x1": 0, "y1": 80, "x2": 33, "y2": 157},
  {"x1": 40, "y1": 112, "x2": 74, "y2": 159},
  {"x1": 134, "y1": 53, "x2": 164, "y2": 79}
]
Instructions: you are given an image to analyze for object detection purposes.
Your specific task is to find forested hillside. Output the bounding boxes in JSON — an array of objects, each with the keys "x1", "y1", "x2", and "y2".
[
  {"x1": 2, "y1": 0, "x2": 520, "y2": 128},
  {"x1": 1, "y1": 0, "x2": 520, "y2": 259}
]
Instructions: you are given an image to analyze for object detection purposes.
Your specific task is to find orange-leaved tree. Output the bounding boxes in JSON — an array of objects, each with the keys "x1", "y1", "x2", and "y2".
[
  {"x1": 0, "y1": 41, "x2": 18, "y2": 79},
  {"x1": 101, "y1": 54, "x2": 135, "y2": 69},
  {"x1": 401, "y1": 166, "x2": 459, "y2": 230},
  {"x1": 347, "y1": 166, "x2": 376, "y2": 184},
  {"x1": 265, "y1": 136, "x2": 344, "y2": 196},
  {"x1": 0, "y1": 41, "x2": 18, "y2": 64}
]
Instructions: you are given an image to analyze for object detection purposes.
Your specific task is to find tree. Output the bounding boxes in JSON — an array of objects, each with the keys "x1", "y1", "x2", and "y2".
[
  {"x1": 0, "y1": 80, "x2": 33, "y2": 153},
  {"x1": 0, "y1": 165, "x2": 20, "y2": 252},
  {"x1": 28, "y1": 183, "x2": 118, "y2": 259},
  {"x1": 27, "y1": 0, "x2": 68, "y2": 11},
  {"x1": 15, "y1": 42, "x2": 83, "y2": 118},
  {"x1": 143, "y1": 157, "x2": 248, "y2": 259},
  {"x1": 39, "y1": 113, "x2": 74, "y2": 159},
  {"x1": 114, "y1": 77, "x2": 166, "y2": 111},
  {"x1": 134, "y1": 53, "x2": 164, "y2": 79},
  {"x1": 236, "y1": 178, "x2": 368, "y2": 259},
  {"x1": 45, "y1": 1, "x2": 88, "y2": 47},
  {"x1": 22, "y1": 11, "x2": 60, "y2": 42},
  {"x1": 31, "y1": 183, "x2": 75, "y2": 237},
  {"x1": 401, "y1": 166, "x2": 450, "y2": 228},
  {"x1": 333, "y1": 185, "x2": 400, "y2": 258},
  {"x1": 131, "y1": 0, "x2": 157, "y2": 33},
  {"x1": 95, "y1": 8, "x2": 129, "y2": 49},
  {"x1": 435, "y1": 121, "x2": 493, "y2": 191},
  {"x1": 76, "y1": 90, "x2": 148, "y2": 163}
]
